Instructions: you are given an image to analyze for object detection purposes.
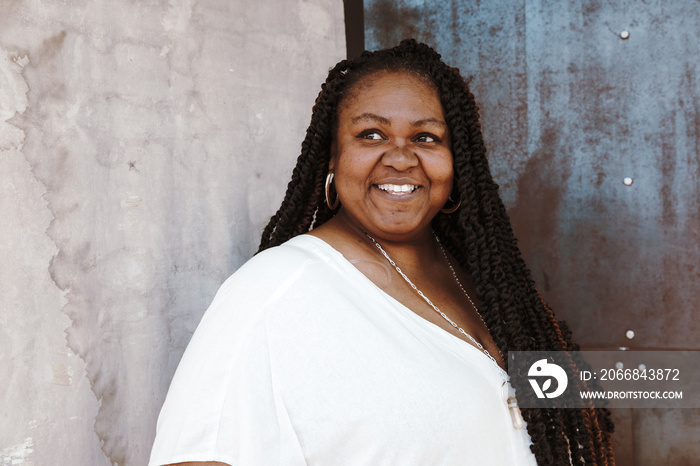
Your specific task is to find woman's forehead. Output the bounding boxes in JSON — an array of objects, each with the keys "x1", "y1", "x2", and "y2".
[
  {"x1": 344, "y1": 69, "x2": 435, "y2": 96},
  {"x1": 338, "y1": 71, "x2": 442, "y2": 116}
]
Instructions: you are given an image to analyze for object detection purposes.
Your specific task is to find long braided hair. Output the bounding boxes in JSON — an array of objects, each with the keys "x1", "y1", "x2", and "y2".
[{"x1": 258, "y1": 39, "x2": 614, "y2": 465}]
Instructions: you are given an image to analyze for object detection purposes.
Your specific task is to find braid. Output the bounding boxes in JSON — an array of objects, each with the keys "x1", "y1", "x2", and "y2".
[{"x1": 258, "y1": 39, "x2": 615, "y2": 464}]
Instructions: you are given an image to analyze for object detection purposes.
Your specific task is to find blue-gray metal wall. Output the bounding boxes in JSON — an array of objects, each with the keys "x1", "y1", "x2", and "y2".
[{"x1": 365, "y1": 1, "x2": 699, "y2": 464}]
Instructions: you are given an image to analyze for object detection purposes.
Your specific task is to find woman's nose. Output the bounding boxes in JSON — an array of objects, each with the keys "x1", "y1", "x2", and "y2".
[{"x1": 381, "y1": 142, "x2": 418, "y2": 171}]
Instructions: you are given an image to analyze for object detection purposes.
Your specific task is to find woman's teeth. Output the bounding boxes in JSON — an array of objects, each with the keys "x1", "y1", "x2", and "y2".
[{"x1": 377, "y1": 184, "x2": 418, "y2": 194}]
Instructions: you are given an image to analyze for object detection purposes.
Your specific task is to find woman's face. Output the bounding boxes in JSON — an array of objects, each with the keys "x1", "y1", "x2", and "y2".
[{"x1": 330, "y1": 71, "x2": 453, "y2": 243}]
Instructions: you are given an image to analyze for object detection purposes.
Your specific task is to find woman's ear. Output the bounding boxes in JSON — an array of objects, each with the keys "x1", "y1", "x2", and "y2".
[{"x1": 328, "y1": 140, "x2": 337, "y2": 172}]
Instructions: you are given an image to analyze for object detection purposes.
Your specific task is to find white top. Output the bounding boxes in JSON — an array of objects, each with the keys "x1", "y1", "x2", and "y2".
[{"x1": 150, "y1": 235, "x2": 537, "y2": 466}]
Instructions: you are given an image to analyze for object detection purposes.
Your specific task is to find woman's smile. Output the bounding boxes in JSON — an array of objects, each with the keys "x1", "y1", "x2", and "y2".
[{"x1": 376, "y1": 183, "x2": 419, "y2": 194}]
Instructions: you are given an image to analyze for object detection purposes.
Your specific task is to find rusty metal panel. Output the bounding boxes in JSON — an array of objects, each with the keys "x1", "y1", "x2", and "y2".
[
  {"x1": 365, "y1": 0, "x2": 700, "y2": 464},
  {"x1": 365, "y1": 0, "x2": 700, "y2": 349},
  {"x1": 634, "y1": 408, "x2": 700, "y2": 465},
  {"x1": 608, "y1": 408, "x2": 634, "y2": 464}
]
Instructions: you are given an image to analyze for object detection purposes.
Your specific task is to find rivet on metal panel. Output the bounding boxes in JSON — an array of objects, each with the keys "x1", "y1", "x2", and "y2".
[
  {"x1": 616, "y1": 361, "x2": 624, "y2": 369},
  {"x1": 619, "y1": 346, "x2": 628, "y2": 351},
  {"x1": 639, "y1": 363, "x2": 646, "y2": 371},
  {"x1": 623, "y1": 177, "x2": 633, "y2": 186},
  {"x1": 620, "y1": 30, "x2": 630, "y2": 40},
  {"x1": 625, "y1": 329, "x2": 635, "y2": 339}
]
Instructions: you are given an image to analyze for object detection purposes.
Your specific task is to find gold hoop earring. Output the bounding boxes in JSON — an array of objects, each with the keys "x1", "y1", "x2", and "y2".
[
  {"x1": 440, "y1": 197, "x2": 461, "y2": 214},
  {"x1": 325, "y1": 172, "x2": 340, "y2": 210}
]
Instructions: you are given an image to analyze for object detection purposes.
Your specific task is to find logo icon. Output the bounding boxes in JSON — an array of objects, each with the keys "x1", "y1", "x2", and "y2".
[{"x1": 528, "y1": 359, "x2": 568, "y2": 398}]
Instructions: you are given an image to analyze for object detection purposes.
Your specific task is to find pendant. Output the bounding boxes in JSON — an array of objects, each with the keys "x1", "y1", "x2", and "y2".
[
  {"x1": 507, "y1": 396, "x2": 524, "y2": 429},
  {"x1": 504, "y1": 380, "x2": 525, "y2": 429}
]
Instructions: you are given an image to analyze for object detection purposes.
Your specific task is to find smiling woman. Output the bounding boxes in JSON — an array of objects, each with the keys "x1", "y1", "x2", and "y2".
[{"x1": 149, "y1": 40, "x2": 615, "y2": 466}]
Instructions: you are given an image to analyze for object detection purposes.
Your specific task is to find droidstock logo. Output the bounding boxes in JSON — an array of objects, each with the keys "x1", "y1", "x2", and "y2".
[{"x1": 528, "y1": 359, "x2": 568, "y2": 398}]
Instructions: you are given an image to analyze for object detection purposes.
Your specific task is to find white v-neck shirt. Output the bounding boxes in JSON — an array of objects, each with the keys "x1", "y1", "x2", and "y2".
[{"x1": 150, "y1": 235, "x2": 537, "y2": 466}]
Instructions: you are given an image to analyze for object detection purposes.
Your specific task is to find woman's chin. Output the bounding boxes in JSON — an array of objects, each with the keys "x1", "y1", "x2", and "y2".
[{"x1": 359, "y1": 218, "x2": 435, "y2": 243}]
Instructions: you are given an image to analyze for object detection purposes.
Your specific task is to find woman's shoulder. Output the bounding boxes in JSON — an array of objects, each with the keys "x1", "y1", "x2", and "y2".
[
  {"x1": 246, "y1": 234, "x2": 334, "y2": 265},
  {"x1": 203, "y1": 235, "x2": 341, "y2": 317},
  {"x1": 227, "y1": 234, "x2": 337, "y2": 284}
]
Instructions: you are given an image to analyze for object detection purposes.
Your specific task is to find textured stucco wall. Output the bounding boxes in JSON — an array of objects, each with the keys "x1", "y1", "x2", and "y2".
[{"x1": 0, "y1": 1, "x2": 345, "y2": 464}]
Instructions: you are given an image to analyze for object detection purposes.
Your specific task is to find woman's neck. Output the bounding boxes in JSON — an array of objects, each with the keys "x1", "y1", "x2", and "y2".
[{"x1": 318, "y1": 210, "x2": 442, "y2": 269}]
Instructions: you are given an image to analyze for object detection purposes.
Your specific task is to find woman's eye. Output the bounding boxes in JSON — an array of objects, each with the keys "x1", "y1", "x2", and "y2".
[
  {"x1": 416, "y1": 134, "x2": 440, "y2": 143},
  {"x1": 359, "y1": 130, "x2": 383, "y2": 140}
]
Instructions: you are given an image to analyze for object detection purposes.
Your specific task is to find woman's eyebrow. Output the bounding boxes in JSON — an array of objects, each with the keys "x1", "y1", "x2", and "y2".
[
  {"x1": 351, "y1": 112, "x2": 390, "y2": 125},
  {"x1": 411, "y1": 117, "x2": 447, "y2": 128},
  {"x1": 350, "y1": 113, "x2": 447, "y2": 129}
]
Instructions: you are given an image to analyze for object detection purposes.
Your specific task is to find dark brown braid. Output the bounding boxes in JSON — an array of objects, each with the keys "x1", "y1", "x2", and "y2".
[{"x1": 258, "y1": 39, "x2": 614, "y2": 465}]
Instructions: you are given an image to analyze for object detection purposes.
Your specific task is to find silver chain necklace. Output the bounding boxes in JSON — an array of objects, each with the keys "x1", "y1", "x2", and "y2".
[
  {"x1": 364, "y1": 232, "x2": 499, "y2": 366},
  {"x1": 364, "y1": 231, "x2": 524, "y2": 429}
]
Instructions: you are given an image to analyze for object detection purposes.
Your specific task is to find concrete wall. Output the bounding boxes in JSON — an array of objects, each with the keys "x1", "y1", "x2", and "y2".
[
  {"x1": 0, "y1": 1, "x2": 345, "y2": 464},
  {"x1": 364, "y1": 0, "x2": 699, "y2": 464}
]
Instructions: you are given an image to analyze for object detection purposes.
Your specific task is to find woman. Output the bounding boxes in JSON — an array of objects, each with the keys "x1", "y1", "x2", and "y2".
[{"x1": 150, "y1": 40, "x2": 614, "y2": 465}]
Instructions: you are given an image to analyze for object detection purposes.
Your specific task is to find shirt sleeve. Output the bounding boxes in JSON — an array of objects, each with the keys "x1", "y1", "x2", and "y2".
[{"x1": 148, "y1": 271, "x2": 306, "y2": 466}]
